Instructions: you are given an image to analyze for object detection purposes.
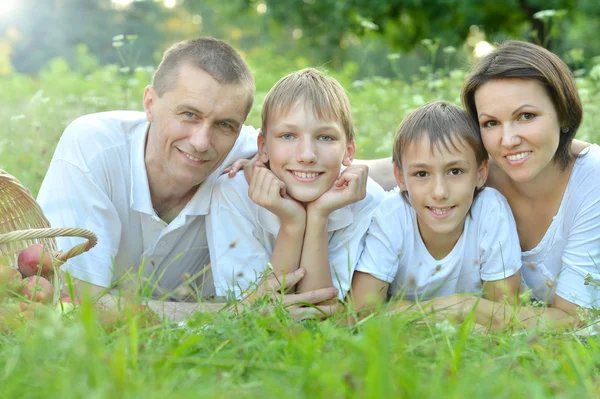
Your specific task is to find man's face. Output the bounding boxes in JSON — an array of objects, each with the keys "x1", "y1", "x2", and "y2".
[{"x1": 143, "y1": 63, "x2": 249, "y2": 193}]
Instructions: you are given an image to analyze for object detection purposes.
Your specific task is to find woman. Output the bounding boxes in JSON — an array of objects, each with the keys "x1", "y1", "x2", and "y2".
[{"x1": 371, "y1": 40, "x2": 600, "y2": 330}]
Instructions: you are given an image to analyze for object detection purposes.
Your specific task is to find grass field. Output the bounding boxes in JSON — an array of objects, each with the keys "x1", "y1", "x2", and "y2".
[{"x1": 1, "y1": 52, "x2": 600, "y2": 398}]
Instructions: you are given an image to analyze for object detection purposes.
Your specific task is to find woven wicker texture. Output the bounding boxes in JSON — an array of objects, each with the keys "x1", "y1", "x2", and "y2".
[{"x1": 0, "y1": 169, "x2": 97, "y2": 268}]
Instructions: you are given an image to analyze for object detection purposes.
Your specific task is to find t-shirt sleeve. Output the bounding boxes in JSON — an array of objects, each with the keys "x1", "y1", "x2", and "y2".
[
  {"x1": 555, "y1": 174, "x2": 600, "y2": 308},
  {"x1": 327, "y1": 180, "x2": 385, "y2": 298},
  {"x1": 477, "y1": 190, "x2": 522, "y2": 281},
  {"x1": 355, "y1": 196, "x2": 405, "y2": 284},
  {"x1": 37, "y1": 159, "x2": 121, "y2": 288},
  {"x1": 207, "y1": 175, "x2": 270, "y2": 299}
]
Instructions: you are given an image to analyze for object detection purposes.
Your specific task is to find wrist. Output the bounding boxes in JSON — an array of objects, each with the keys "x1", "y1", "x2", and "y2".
[
  {"x1": 306, "y1": 203, "x2": 332, "y2": 221},
  {"x1": 279, "y1": 218, "x2": 306, "y2": 235}
]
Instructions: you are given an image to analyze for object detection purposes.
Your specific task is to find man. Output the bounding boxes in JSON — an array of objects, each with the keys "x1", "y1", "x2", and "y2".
[{"x1": 37, "y1": 37, "x2": 340, "y2": 320}]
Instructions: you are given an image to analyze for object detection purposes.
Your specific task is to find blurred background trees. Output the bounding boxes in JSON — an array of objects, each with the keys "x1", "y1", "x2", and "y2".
[{"x1": 1, "y1": 0, "x2": 600, "y2": 78}]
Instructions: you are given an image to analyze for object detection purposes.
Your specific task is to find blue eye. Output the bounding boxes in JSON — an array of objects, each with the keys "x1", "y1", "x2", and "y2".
[
  {"x1": 184, "y1": 111, "x2": 195, "y2": 119},
  {"x1": 218, "y1": 121, "x2": 233, "y2": 130},
  {"x1": 281, "y1": 133, "x2": 294, "y2": 140},
  {"x1": 319, "y1": 135, "x2": 333, "y2": 142}
]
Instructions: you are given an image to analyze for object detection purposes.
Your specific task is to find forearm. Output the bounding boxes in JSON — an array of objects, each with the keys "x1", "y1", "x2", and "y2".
[
  {"x1": 270, "y1": 221, "x2": 305, "y2": 277},
  {"x1": 296, "y1": 213, "x2": 333, "y2": 293},
  {"x1": 416, "y1": 295, "x2": 579, "y2": 331},
  {"x1": 469, "y1": 298, "x2": 578, "y2": 330}
]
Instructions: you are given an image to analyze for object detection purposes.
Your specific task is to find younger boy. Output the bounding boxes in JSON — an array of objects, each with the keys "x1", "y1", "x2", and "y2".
[{"x1": 207, "y1": 68, "x2": 385, "y2": 300}]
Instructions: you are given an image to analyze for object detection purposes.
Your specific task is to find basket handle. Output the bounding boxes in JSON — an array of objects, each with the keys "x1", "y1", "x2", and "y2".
[{"x1": 0, "y1": 228, "x2": 98, "y2": 262}]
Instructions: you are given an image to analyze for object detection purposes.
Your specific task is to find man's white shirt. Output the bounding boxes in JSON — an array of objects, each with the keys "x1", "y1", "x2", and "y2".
[
  {"x1": 37, "y1": 111, "x2": 257, "y2": 297},
  {"x1": 355, "y1": 188, "x2": 522, "y2": 300},
  {"x1": 207, "y1": 173, "x2": 386, "y2": 300}
]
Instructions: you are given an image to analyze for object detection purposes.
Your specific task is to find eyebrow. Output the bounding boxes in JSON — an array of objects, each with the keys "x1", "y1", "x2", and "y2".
[
  {"x1": 175, "y1": 104, "x2": 242, "y2": 128},
  {"x1": 408, "y1": 160, "x2": 469, "y2": 169},
  {"x1": 511, "y1": 104, "x2": 537, "y2": 115},
  {"x1": 479, "y1": 104, "x2": 538, "y2": 120},
  {"x1": 275, "y1": 122, "x2": 342, "y2": 133}
]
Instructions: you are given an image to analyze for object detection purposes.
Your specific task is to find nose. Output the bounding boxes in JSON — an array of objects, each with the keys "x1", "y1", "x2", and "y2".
[
  {"x1": 432, "y1": 175, "x2": 449, "y2": 200},
  {"x1": 297, "y1": 136, "x2": 317, "y2": 164},
  {"x1": 500, "y1": 124, "x2": 521, "y2": 148},
  {"x1": 189, "y1": 122, "x2": 211, "y2": 153}
]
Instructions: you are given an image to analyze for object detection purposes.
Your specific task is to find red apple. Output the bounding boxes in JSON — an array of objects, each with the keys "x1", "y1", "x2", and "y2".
[
  {"x1": 17, "y1": 243, "x2": 54, "y2": 277},
  {"x1": 0, "y1": 263, "x2": 22, "y2": 294},
  {"x1": 21, "y1": 276, "x2": 53, "y2": 303}
]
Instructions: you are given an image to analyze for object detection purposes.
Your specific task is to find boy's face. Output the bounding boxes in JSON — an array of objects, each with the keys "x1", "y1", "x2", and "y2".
[
  {"x1": 394, "y1": 135, "x2": 488, "y2": 248},
  {"x1": 258, "y1": 103, "x2": 355, "y2": 203}
]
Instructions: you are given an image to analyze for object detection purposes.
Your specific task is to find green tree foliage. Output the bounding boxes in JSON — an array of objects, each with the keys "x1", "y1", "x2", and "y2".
[
  {"x1": 236, "y1": 0, "x2": 600, "y2": 57},
  {"x1": 0, "y1": 0, "x2": 168, "y2": 73}
]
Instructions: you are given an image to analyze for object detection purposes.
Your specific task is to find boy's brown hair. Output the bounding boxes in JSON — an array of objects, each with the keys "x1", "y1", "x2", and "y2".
[{"x1": 393, "y1": 101, "x2": 488, "y2": 201}]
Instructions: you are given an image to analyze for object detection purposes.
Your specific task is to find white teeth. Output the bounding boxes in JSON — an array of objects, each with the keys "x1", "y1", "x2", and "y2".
[
  {"x1": 506, "y1": 152, "x2": 531, "y2": 161},
  {"x1": 183, "y1": 152, "x2": 201, "y2": 162},
  {"x1": 292, "y1": 171, "x2": 319, "y2": 179},
  {"x1": 428, "y1": 207, "x2": 452, "y2": 215}
]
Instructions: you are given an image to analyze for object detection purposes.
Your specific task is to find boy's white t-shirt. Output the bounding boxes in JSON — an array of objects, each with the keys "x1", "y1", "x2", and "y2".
[
  {"x1": 355, "y1": 187, "x2": 522, "y2": 300},
  {"x1": 521, "y1": 144, "x2": 600, "y2": 308},
  {"x1": 207, "y1": 173, "x2": 386, "y2": 299}
]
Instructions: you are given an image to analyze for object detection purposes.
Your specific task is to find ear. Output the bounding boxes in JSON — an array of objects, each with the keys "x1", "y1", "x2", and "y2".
[
  {"x1": 476, "y1": 159, "x2": 489, "y2": 188},
  {"x1": 257, "y1": 130, "x2": 270, "y2": 164},
  {"x1": 143, "y1": 86, "x2": 157, "y2": 123},
  {"x1": 342, "y1": 140, "x2": 356, "y2": 167},
  {"x1": 393, "y1": 164, "x2": 407, "y2": 191}
]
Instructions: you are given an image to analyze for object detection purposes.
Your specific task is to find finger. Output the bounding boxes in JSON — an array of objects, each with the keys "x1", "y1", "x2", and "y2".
[
  {"x1": 258, "y1": 268, "x2": 306, "y2": 295},
  {"x1": 249, "y1": 166, "x2": 268, "y2": 201},
  {"x1": 282, "y1": 287, "x2": 339, "y2": 305},
  {"x1": 288, "y1": 303, "x2": 345, "y2": 321}
]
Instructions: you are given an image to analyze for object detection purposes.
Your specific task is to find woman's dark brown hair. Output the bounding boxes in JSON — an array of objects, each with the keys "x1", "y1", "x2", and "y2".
[{"x1": 461, "y1": 40, "x2": 582, "y2": 170}]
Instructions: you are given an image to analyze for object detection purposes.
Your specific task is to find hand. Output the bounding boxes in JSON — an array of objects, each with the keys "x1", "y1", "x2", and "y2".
[
  {"x1": 308, "y1": 165, "x2": 368, "y2": 218},
  {"x1": 248, "y1": 163, "x2": 305, "y2": 225},
  {"x1": 242, "y1": 268, "x2": 344, "y2": 321},
  {"x1": 224, "y1": 153, "x2": 259, "y2": 183}
]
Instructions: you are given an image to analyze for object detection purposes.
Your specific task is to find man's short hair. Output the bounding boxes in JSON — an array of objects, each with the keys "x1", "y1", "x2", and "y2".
[
  {"x1": 261, "y1": 68, "x2": 354, "y2": 142},
  {"x1": 152, "y1": 37, "x2": 255, "y2": 118}
]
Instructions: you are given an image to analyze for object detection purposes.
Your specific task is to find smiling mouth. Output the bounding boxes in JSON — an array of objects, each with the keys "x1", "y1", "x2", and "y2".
[
  {"x1": 289, "y1": 170, "x2": 323, "y2": 181},
  {"x1": 505, "y1": 151, "x2": 531, "y2": 162},
  {"x1": 178, "y1": 149, "x2": 206, "y2": 163},
  {"x1": 427, "y1": 206, "x2": 455, "y2": 218}
]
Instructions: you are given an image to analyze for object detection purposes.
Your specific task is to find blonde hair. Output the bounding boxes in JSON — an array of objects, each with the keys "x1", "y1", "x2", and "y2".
[{"x1": 261, "y1": 68, "x2": 354, "y2": 141}]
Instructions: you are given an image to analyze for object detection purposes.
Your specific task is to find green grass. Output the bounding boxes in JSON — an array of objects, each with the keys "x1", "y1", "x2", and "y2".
[
  {"x1": 1, "y1": 301, "x2": 600, "y2": 398},
  {"x1": 1, "y1": 51, "x2": 600, "y2": 398}
]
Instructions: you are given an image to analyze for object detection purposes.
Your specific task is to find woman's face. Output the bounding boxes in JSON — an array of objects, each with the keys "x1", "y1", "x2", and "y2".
[{"x1": 474, "y1": 78, "x2": 561, "y2": 184}]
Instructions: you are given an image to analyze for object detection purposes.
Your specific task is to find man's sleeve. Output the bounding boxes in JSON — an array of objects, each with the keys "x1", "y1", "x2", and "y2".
[{"x1": 37, "y1": 159, "x2": 121, "y2": 287}]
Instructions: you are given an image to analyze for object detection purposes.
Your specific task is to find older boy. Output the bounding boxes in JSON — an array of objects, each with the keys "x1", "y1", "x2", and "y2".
[{"x1": 207, "y1": 68, "x2": 385, "y2": 300}]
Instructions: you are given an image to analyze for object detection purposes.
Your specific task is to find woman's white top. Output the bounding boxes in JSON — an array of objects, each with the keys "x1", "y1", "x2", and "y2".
[
  {"x1": 521, "y1": 144, "x2": 600, "y2": 308},
  {"x1": 355, "y1": 188, "x2": 522, "y2": 300}
]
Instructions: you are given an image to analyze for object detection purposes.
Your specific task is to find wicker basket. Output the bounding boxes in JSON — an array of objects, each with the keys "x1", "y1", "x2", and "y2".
[{"x1": 0, "y1": 169, "x2": 97, "y2": 269}]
